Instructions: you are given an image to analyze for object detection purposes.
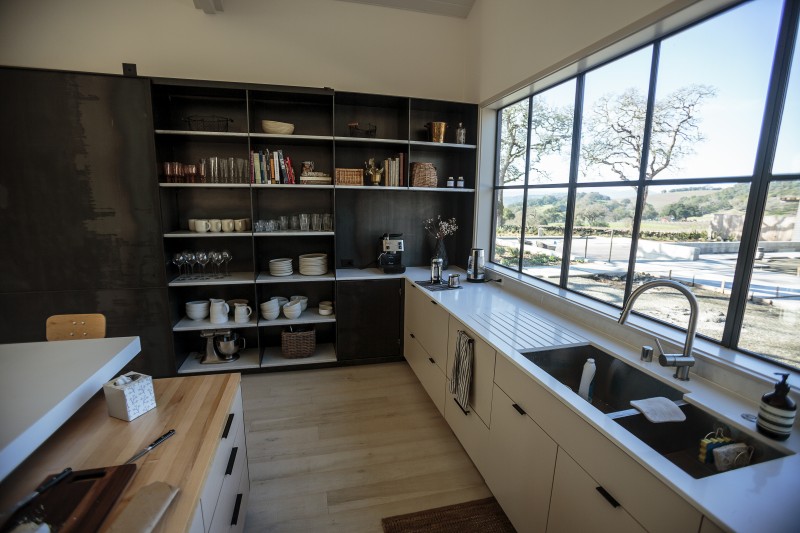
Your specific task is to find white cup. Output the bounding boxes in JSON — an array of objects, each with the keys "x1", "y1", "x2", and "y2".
[
  {"x1": 187, "y1": 219, "x2": 198, "y2": 232},
  {"x1": 234, "y1": 219, "x2": 248, "y2": 232},
  {"x1": 210, "y1": 219, "x2": 222, "y2": 232},
  {"x1": 209, "y1": 299, "x2": 229, "y2": 324},
  {"x1": 234, "y1": 304, "x2": 252, "y2": 323},
  {"x1": 222, "y1": 219, "x2": 235, "y2": 232},
  {"x1": 195, "y1": 219, "x2": 211, "y2": 233}
]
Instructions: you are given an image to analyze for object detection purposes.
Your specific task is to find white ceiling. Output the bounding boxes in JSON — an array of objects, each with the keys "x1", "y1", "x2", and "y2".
[{"x1": 334, "y1": 0, "x2": 476, "y2": 18}]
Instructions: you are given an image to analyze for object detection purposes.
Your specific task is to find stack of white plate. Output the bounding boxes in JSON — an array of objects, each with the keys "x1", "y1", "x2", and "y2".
[
  {"x1": 268, "y1": 258, "x2": 293, "y2": 276},
  {"x1": 298, "y1": 253, "x2": 328, "y2": 276}
]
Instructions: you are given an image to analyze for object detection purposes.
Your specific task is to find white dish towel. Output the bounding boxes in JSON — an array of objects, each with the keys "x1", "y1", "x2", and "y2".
[
  {"x1": 630, "y1": 397, "x2": 686, "y2": 423},
  {"x1": 450, "y1": 330, "x2": 474, "y2": 413}
]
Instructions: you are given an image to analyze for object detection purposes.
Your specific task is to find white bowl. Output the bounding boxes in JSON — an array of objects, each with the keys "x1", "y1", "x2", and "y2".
[
  {"x1": 270, "y1": 296, "x2": 288, "y2": 307},
  {"x1": 319, "y1": 308, "x2": 333, "y2": 316},
  {"x1": 261, "y1": 309, "x2": 280, "y2": 321},
  {"x1": 260, "y1": 299, "x2": 279, "y2": 310},
  {"x1": 290, "y1": 295, "x2": 308, "y2": 311},
  {"x1": 262, "y1": 120, "x2": 295, "y2": 135},
  {"x1": 319, "y1": 300, "x2": 333, "y2": 307},
  {"x1": 186, "y1": 301, "x2": 209, "y2": 320},
  {"x1": 283, "y1": 302, "x2": 302, "y2": 319}
]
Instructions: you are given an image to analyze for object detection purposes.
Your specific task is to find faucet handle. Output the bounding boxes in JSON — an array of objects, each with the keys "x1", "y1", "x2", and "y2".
[
  {"x1": 653, "y1": 337, "x2": 666, "y2": 357},
  {"x1": 641, "y1": 345, "x2": 653, "y2": 362}
]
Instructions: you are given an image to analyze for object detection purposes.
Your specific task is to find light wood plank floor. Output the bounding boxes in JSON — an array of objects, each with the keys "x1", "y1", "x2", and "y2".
[{"x1": 241, "y1": 362, "x2": 492, "y2": 532}]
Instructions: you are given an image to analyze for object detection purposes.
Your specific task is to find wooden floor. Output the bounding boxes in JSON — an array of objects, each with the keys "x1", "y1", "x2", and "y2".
[{"x1": 241, "y1": 362, "x2": 492, "y2": 532}]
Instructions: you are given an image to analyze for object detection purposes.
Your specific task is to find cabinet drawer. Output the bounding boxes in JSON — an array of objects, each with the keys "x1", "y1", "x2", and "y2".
[
  {"x1": 404, "y1": 281, "x2": 449, "y2": 372},
  {"x1": 495, "y1": 356, "x2": 701, "y2": 533},
  {"x1": 209, "y1": 418, "x2": 247, "y2": 533},
  {"x1": 405, "y1": 332, "x2": 446, "y2": 415},
  {"x1": 446, "y1": 316, "x2": 496, "y2": 426},
  {"x1": 229, "y1": 458, "x2": 251, "y2": 533},
  {"x1": 444, "y1": 381, "x2": 489, "y2": 473},
  {"x1": 200, "y1": 385, "x2": 245, "y2": 529}
]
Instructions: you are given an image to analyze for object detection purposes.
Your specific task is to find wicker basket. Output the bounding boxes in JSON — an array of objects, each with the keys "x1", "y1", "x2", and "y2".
[
  {"x1": 336, "y1": 168, "x2": 364, "y2": 185},
  {"x1": 410, "y1": 162, "x2": 438, "y2": 188},
  {"x1": 183, "y1": 115, "x2": 233, "y2": 132},
  {"x1": 281, "y1": 327, "x2": 315, "y2": 359}
]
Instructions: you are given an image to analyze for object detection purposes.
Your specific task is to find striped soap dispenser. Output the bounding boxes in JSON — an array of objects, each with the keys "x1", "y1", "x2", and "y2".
[{"x1": 756, "y1": 373, "x2": 795, "y2": 441}]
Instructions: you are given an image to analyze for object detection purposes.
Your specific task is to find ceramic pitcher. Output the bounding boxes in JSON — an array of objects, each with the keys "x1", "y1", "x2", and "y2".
[{"x1": 209, "y1": 298, "x2": 229, "y2": 324}]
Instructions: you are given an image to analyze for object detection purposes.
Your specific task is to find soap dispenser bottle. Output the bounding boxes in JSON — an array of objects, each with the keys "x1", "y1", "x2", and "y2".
[
  {"x1": 756, "y1": 373, "x2": 796, "y2": 441},
  {"x1": 578, "y1": 358, "x2": 596, "y2": 403}
]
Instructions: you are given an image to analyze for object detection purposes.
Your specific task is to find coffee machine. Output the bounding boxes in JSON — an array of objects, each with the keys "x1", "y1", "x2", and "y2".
[{"x1": 378, "y1": 233, "x2": 405, "y2": 274}]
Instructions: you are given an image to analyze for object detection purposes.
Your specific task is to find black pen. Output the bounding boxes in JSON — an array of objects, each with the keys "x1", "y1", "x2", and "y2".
[{"x1": 124, "y1": 429, "x2": 176, "y2": 464}]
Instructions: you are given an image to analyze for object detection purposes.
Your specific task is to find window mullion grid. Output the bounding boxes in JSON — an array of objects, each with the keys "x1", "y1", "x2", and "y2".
[
  {"x1": 723, "y1": 0, "x2": 800, "y2": 348},
  {"x1": 490, "y1": 107, "x2": 504, "y2": 266},
  {"x1": 559, "y1": 74, "x2": 585, "y2": 287},
  {"x1": 623, "y1": 42, "x2": 661, "y2": 302},
  {"x1": 518, "y1": 96, "x2": 534, "y2": 272}
]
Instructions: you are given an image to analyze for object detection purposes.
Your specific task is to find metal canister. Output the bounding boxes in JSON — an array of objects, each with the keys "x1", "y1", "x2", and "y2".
[
  {"x1": 448, "y1": 273, "x2": 460, "y2": 288},
  {"x1": 431, "y1": 257, "x2": 443, "y2": 283}
]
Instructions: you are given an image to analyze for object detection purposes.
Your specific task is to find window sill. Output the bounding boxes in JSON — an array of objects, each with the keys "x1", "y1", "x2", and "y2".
[{"x1": 485, "y1": 263, "x2": 800, "y2": 400}]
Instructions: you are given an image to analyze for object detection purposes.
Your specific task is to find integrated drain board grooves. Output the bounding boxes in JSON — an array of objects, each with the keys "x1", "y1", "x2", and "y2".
[{"x1": 470, "y1": 310, "x2": 585, "y2": 351}]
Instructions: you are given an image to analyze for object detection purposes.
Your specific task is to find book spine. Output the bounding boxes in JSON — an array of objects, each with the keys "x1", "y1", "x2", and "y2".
[{"x1": 277, "y1": 150, "x2": 288, "y2": 184}]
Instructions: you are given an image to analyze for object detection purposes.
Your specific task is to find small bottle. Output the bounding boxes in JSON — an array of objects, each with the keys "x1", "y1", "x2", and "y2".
[
  {"x1": 578, "y1": 358, "x2": 596, "y2": 402},
  {"x1": 757, "y1": 373, "x2": 796, "y2": 441},
  {"x1": 456, "y1": 176, "x2": 465, "y2": 188},
  {"x1": 446, "y1": 176, "x2": 455, "y2": 187},
  {"x1": 456, "y1": 122, "x2": 466, "y2": 144}
]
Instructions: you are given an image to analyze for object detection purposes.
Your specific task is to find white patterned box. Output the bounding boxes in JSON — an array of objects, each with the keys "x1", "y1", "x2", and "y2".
[{"x1": 103, "y1": 371, "x2": 157, "y2": 421}]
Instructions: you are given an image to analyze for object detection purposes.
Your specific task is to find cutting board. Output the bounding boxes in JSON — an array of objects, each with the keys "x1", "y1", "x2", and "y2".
[{"x1": 1, "y1": 464, "x2": 136, "y2": 532}]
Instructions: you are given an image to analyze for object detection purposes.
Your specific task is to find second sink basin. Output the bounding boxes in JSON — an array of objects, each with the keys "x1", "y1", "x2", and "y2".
[{"x1": 520, "y1": 344, "x2": 683, "y2": 414}]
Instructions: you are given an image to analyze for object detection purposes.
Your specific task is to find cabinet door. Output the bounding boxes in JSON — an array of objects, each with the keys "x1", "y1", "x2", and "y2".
[
  {"x1": 405, "y1": 333, "x2": 446, "y2": 415},
  {"x1": 548, "y1": 448, "x2": 645, "y2": 533},
  {"x1": 404, "y1": 281, "x2": 449, "y2": 370},
  {"x1": 446, "y1": 317, "x2": 495, "y2": 425},
  {"x1": 336, "y1": 279, "x2": 402, "y2": 360},
  {"x1": 484, "y1": 385, "x2": 557, "y2": 533}
]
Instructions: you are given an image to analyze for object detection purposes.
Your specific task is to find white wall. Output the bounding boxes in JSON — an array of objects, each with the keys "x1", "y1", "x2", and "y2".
[
  {"x1": 466, "y1": 0, "x2": 689, "y2": 104},
  {"x1": 1, "y1": 0, "x2": 699, "y2": 104},
  {"x1": 0, "y1": 0, "x2": 468, "y2": 101}
]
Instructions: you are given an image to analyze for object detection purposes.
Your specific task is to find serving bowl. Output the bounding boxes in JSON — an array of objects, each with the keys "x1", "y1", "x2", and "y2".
[{"x1": 262, "y1": 120, "x2": 295, "y2": 135}]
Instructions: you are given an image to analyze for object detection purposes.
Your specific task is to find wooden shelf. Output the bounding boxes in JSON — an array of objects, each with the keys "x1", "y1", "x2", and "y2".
[
  {"x1": 334, "y1": 137, "x2": 409, "y2": 145},
  {"x1": 177, "y1": 347, "x2": 261, "y2": 374},
  {"x1": 250, "y1": 133, "x2": 334, "y2": 142},
  {"x1": 258, "y1": 308, "x2": 336, "y2": 326},
  {"x1": 159, "y1": 182, "x2": 250, "y2": 188},
  {"x1": 173, "y1": 316, "x2": 258, "y2": 332},
  {"x1": 168, "y1": 272, "x2": 254, "y2": 286},
  {"x1": 260, "y1": 343, "x2": 337, "y2": 368},
  {"x1": 256, "y1": 272, "x2": 335, "y2": 283},
  {"x1": 410, "y1": 140, "x2": 477, "y2": 149},
  {"x1": 155, "y1": 129, "x2": 248, "y2": 138}
]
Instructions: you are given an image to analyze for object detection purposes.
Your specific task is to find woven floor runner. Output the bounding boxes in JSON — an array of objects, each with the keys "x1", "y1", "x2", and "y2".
[{"x1": 381, "y1": 497, "x2": 515, "y2": 533}]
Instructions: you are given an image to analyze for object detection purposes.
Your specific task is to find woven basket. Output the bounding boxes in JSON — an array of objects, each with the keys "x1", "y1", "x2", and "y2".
[
  {"x1": 336, "y1": 168, "x2": 364, "y2": 185},
  {"x1": 411, "y1": 162, "x2": 438, "y2": 188},
  {"x1": 281, "y1": 327, "x2": 315, "y2": 359}
]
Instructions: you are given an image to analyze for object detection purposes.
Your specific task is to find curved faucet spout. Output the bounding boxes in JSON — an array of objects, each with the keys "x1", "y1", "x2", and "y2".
[{"x1": 618, "y1": 279, "x2": 699, "y2": 380}]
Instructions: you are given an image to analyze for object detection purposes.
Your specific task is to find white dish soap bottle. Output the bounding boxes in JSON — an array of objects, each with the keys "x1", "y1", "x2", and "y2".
[{"x1": 578, "y1": 358, "x2": 596, "y2": 402}]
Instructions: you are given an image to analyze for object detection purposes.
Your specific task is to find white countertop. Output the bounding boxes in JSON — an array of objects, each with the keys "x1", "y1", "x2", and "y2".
[
  {"x1": 390, "y1": 266, "x2": 799, "y2": 532},
  {"x1": 0, "y1": 336, "x2": 141, "y2": 481}
]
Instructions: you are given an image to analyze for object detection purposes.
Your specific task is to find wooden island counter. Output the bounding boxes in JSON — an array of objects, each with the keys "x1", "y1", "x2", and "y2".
[{"x1": 0, "y1": 373, "x2": 248, "y2": 533}]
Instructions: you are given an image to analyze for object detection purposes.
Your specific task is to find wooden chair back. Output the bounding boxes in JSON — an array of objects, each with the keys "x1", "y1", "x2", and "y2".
[{"x1": 46, "y1": 313, "x2": 107, "y2": 341}]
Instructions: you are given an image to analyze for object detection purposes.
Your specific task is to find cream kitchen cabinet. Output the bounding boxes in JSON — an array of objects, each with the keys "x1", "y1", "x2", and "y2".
[
  {"x1": 484, "y1": 384, "x2": 557, "y2": 533},
  {"x1": 404, "y1": 280, "x2": 449, "y2": 372},
  {"x1": 547, "y1": 447, "x2": 645, "y2": 533},
  {"x1": 405, "y1": 330, "x2": 447, "y2": 415},
  {"x1": 494, "y1": 356, "x2": 702, "y2": 533},
  {"x1": 445, "y1": 316, "x2": 496, "y2": 426}
]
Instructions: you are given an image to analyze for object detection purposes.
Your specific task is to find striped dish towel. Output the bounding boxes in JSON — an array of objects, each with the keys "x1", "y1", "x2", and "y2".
[{"x1": 450, "y1": 330, "x2": 474, "y2": 413}]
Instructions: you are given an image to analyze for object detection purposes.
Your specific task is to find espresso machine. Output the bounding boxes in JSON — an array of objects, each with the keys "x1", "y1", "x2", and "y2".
[{"x1": 378, "y1": 233, "x2": 406, "y2": 274}]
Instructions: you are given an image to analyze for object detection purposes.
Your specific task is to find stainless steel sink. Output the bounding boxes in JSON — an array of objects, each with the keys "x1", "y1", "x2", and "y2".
[
  {"x1": 613, "y1": 402, "x2": 788, "y2": 478},
  {"x1": 520, "y1": 344, "x2": 684, "y2": 414}
]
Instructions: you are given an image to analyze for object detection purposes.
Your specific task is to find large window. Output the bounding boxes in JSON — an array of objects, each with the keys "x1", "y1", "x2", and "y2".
[{"x1": 491, "y1": 0, "x2": 800, "y2": 370}]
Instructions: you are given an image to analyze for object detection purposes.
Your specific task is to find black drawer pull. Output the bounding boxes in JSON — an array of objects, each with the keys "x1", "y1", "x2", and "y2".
[
  {"x1": 512, "y1": 403, "x2": 526, "y2": 416},
  {"x1": 453, "y1": 397, "x2": 470, "y2": 415},
  {"x1": 410, "y1": 333, "x2": 416, "y2": 339},
  {"x1": 431, "y1": 300, "x2": 438, "y2": 305},
  {"x1": 231, "y1": 493, "x2": 243, "y2": 526},
  {"x1": 222, "y1": 413, "x2": 235, "y2": 439},
  {"x1": 596, "y1": 486, "x2": 621, "y2": 508},
  {"x1": 428, "y1": 357, "x2": 436, "y2": 364},
  {"x1": 225, "y1": 447, "x2": 238, "y2": 476}
]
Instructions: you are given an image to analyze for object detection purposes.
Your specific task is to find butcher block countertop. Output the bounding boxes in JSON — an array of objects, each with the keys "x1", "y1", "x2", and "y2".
[{"x1": 0, "y1": 373, "x2": 241, "y2": 532}]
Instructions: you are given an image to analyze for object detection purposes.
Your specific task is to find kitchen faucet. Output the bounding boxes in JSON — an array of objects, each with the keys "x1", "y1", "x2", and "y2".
[{"x1": 618, "y1": 279, "x2": 698, "y2": 381}]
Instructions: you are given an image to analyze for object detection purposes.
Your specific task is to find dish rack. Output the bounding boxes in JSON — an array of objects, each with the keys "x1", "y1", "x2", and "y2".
[{"x1": 183, "y1": 115, "x2": 234, "y2": 132}]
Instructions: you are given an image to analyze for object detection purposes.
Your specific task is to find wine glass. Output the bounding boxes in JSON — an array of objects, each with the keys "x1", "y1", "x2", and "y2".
[
  {"x1": 172, "y1": 252, "x2": 186, "y2": 280},
  {"x1": 221, "y1": 250, "x2": 232, "y2": 277},
  {"x1": 196, "y1": 250, "x2": 209, "y2": 279},
  {"x1": 184, "y1": 251, "x2": 197, "y2": 279},
  {"x1": 212, "y1": 251, "x2": 225, "y2": 279},
  {"x1": 207, "y1": 249, "x2": 218, "y2": 277}
]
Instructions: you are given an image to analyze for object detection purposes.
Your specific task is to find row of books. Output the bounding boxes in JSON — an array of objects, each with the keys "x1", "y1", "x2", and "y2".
[
  {"x1": 382, "y1": 153, "x2": 405, "y2": 187},
  {"x1": 251, "y1": 149, "x2": 297, "y2": 184}
]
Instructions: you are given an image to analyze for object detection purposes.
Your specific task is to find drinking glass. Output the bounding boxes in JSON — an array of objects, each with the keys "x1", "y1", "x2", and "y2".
[
  {"x1": 183, "y1": 250, "x2": 197, "y2": 278},
  {"x1": 236, "y1": 158, "x2": 247, "y2": 183},
  {"x1": 221, "y1": 250, "x2": 232, "y2": 276},
  {"x1": 290, "y1": 215, "x2": 299, "y2": 230},
  {"x1": 196, "y1": 250, "x2": 209, "y2": 279},
  {"x1": 322, "y1": 213, "x2": 332, "y2": 231},
  {"x1": 279, "y1": 216, "x2": 288, "y2": 230},
  {"x1": 299, "y1": 213, "x2": 310, "y2": 231},
  {"x1": 209, "y1": 157, "x2": 220, "y2": 183},
  {"x1": 172, "y1": 252, "x2": 186, "y2": 280},
  {"x1": 220, "y1": 158, "x2": 230, "y2": 184},
  {"x1": 311, "y1": 214, "x2": 321, "y2": 231}
]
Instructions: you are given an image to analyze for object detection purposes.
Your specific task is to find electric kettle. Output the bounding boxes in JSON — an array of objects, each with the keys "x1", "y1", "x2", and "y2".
[{"x1": 467, "y1": 248, "x2": 485, "y2": 282}]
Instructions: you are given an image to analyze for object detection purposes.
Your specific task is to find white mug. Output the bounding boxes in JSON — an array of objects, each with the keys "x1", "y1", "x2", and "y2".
[
  {"x1": 194, "y1": 219, "x2": 211, "y2": 233},
  {"x1": 234, "y1": 219, "x2": 248, "y2": 232},
  {"x1": 209, "y1": 299, "x2": 229, "y2": 324},
  {"x1": 187, "y1": 219, "x2": 198, "y2": 231},
  {"x1": 222, "y1": 219, "x2": 235, "y2": 232},
  {"x1": 234, "y1": 304, "x2": 252, "y2": 323},
  {"x1": 210, "y1": 218, "x2": 222, "y2": 232}
]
